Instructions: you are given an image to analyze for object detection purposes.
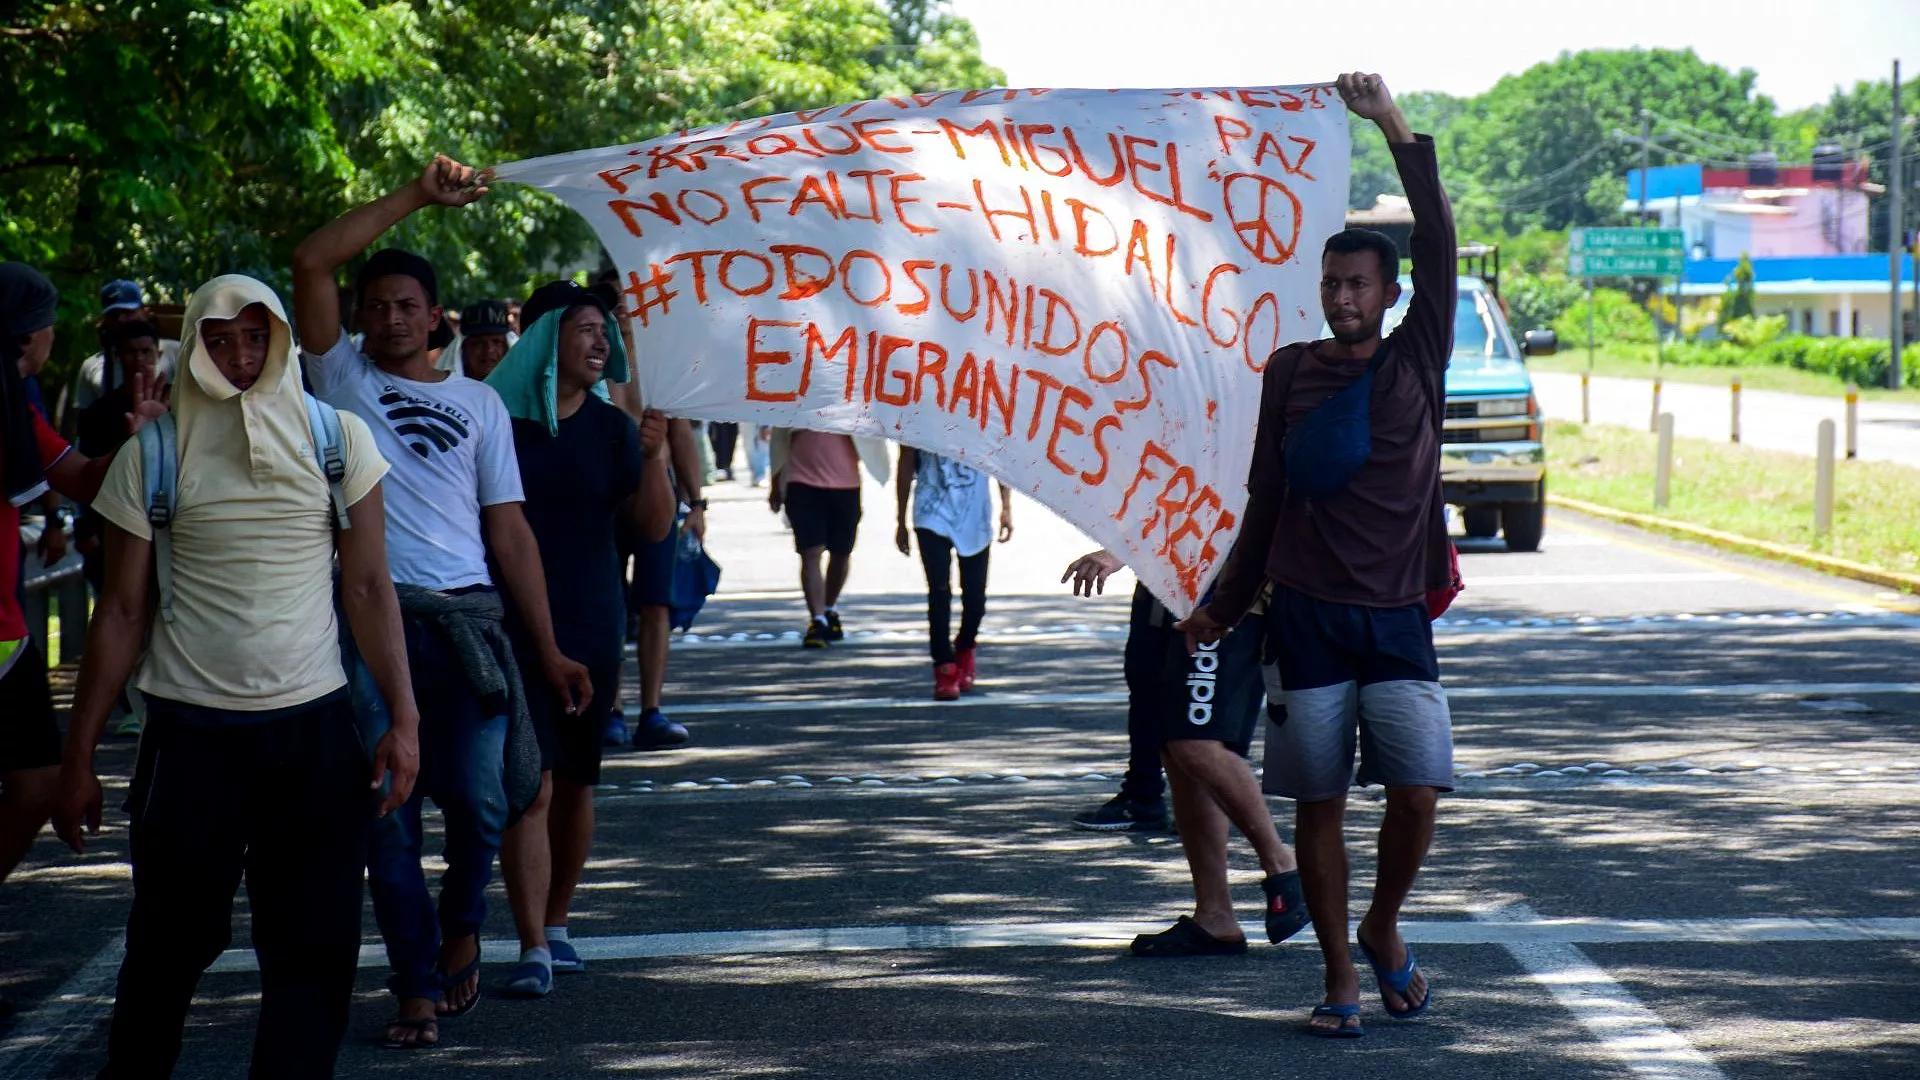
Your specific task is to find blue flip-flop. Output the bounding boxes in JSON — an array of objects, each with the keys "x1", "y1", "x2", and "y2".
[
  {"x1": 1308, "y1": 1002, "x2": 1364, "y2": 1039},
  {"x1": 1355, "y1": 934, "x2": 1430, "y2": 1019}
]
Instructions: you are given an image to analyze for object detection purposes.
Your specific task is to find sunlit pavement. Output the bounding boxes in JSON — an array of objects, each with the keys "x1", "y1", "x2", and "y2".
[{"x1": 4, "y1": 475, "x2": 1918, "y2": 1079}]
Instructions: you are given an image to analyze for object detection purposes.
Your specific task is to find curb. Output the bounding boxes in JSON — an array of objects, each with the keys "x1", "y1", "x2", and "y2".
[{"x1": 1548, "y1": 494, "x2": 1920, "y2": 595}]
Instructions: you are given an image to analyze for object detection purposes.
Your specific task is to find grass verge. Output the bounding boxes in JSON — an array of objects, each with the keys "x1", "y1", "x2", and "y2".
[
  {"x1": 1531, "y1": 347, "x2": 1920, "y2": 405},
  {"x1": 1546, "y1": 421, "x2": 1920, "y2": 582}
]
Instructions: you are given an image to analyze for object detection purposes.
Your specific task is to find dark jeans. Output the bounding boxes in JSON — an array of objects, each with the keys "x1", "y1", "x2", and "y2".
[
  {"x1": 707, "y1": 421, "x2": 739, "y2": 476},
  {"x1": 916, "y1": 528, "x2": 987, "y2": 665},
  {"x1": 100, "y1": 690, "x2": 370, "y2": 1080},
  {"x1": 362, "y1": 614, "x2": 510, "y2": 1002},
  {"x1": 1119, "y1": 584, "x2": 1169, "y2": 805}
]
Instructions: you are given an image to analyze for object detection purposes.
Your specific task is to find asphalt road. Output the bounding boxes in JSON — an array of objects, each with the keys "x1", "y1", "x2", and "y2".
[
  {"x1": 1533, "y1": 370, "x2": 1920, "y2": 465},
  {"x1": 3, "y1": 478, "x2": 1917, "y2": 1079}
]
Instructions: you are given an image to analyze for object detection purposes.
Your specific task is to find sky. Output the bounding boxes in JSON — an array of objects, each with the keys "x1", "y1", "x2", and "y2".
[{"x1": 945, "y1": 0, "x2": 1920, "y2": 112}]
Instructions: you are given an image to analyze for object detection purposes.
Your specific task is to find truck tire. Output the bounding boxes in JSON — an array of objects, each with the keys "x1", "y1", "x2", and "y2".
[
  {"x1": 1462, "y1": 507, "x2": 1500, "y2": 538},
  {"x1": 1501, "y1": 495, "x2": 1546, "y2": 553}
]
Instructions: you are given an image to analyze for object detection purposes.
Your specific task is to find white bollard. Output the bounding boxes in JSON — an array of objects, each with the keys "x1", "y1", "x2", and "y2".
[
  {"x1": 1654, "y1": 412, "x2": 1675, "y2": 509},
  {"x1": 1580, "y1": 371, "x2": 1591, "y2": 425},
  {"x1": 1730, "y1": 378, "x2": 1742, "y2": 443},
  {"x1": 1844, "y1": 383, "x2": 1859, "y2": 460},
  {"x1": 1814, "y1": 419, "x2": 1836, "y2": 537},
  {"x1": 1649, "y1": 378, "x2": 1663, "y2": 433}
]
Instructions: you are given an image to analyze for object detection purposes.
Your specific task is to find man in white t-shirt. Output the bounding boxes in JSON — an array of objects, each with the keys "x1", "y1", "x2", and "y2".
[{"x1": 292, "y1": 155, "x2": 591, "y2": 1051}]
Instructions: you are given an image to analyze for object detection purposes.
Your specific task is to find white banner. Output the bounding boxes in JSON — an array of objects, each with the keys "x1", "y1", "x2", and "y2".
[{"x1": 492, "y1": 85, "x2": 1350, "y2": 616}]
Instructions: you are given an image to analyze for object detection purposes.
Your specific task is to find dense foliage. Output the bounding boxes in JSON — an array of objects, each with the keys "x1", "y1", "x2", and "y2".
[{"x1": 1, "y1": 0, "x2": 1002, "y2": 376}]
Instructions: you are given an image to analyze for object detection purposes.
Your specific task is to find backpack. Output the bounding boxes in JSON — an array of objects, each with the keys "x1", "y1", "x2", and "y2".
[
  {"x1": 1268, "y1": 341, "x2": 1462, "y2": 620},
  {"x1": 1279, "y1": 342, "x2": 1392, "y2": 501},
  {"x1": 137, "y1": 393, "x2": 350, "y2": 623}
]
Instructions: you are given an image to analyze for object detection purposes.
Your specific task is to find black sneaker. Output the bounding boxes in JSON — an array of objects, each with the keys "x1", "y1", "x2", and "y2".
[
  {"x1": 824, "y1": 611, "x2": 845, "y2": 642},
  {"x1": 1072, "y1": 794, "x2": 1169, "y2": 832},
  {"x1": 803, "y1": 620, "x2": 831, "y2": 648}
]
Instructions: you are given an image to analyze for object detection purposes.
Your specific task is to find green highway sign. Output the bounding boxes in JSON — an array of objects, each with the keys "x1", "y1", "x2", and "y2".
[
  {"x1": 1570, "y1": 227, "x2": 1684, "y2": 253},
  {"x1": 1569, "y1": 228, "x2": 1686, "y2": 277},
  {"x1": 1568, "y1": 252, "x2": 1687, "y2": 276}
]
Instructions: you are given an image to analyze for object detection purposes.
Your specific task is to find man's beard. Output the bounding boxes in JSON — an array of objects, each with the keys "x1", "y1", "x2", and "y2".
[{"x1": 1328, "y1": 317, "x2": 1383, "y2": 345}]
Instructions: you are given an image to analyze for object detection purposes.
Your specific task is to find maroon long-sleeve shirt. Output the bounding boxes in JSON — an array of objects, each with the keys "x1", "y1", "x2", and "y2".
[{"x1": 1210, "y1": 134, "x2": 1456, "y2": 621}]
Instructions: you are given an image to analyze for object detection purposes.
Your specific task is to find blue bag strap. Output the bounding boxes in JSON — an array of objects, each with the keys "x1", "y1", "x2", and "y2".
[
  {"x1": 304, "y1": 392, "x2": 351, "y2": 531},
  {"x1": 137, "y1": 413, "x2": 178, "y2": 624}
]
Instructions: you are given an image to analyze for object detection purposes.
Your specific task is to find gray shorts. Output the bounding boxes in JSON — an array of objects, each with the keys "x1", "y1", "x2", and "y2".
[{"x1": 1260, "y1": 585, "x2": 1454, "y2": 801}]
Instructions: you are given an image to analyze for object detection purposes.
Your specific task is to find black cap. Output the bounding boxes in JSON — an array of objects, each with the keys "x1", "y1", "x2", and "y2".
[
  {"x1": 356, "y1": 248, "x2": 439, "y2": 306},
  {"x1": 460, "y1": 299, "x2": 512, "y2": 336},
  {"x1": 520, "y1": 280, "x2": 609, "y2": 333}
]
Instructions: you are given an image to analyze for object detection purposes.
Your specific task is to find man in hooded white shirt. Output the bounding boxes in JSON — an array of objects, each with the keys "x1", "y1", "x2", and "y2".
[{"x1": 53, "y1": 275, "x2": 421, "y2": 1078}]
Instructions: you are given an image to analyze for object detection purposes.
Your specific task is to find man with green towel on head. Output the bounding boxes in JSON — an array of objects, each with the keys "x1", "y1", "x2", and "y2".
[{"x1": 489, "y1": 280, "x2": 676, "y2": 997}]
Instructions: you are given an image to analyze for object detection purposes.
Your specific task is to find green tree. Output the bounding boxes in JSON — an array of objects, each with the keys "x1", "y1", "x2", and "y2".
[
  {"x1": 1721, "y1": 254, "x2": 1756, "y2": 324},
  {"x1": 1450, "y1": 49, "x2": 1778, "y2": 232},
  {"x1": 1, "y1": 0, "x2": 421, "y2": 367},
  {"x1": 1347, "y1": 90, "x2": 1472, "y2": 210},
  {"x1": 0, "y1": 0, "x2": 1003, "y2": 383}
]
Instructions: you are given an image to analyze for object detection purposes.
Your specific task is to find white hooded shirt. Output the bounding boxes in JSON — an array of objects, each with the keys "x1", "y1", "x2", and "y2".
[{"x1": 92, "y1": 276, "x2": 388, "y2": 711}]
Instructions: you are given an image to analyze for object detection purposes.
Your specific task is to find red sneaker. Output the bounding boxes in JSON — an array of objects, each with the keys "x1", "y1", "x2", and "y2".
[
  {"x1": 933, "y1": 663, "x2": 962, "y2": 701},
  {"x1": 955, "y1": 647, "x2": 977, "y2": 692}
]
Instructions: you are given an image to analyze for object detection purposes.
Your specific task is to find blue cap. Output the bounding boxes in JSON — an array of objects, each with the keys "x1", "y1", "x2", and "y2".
[{"x1": 100, "y1": 279, "x2": 143, "y2": 313}]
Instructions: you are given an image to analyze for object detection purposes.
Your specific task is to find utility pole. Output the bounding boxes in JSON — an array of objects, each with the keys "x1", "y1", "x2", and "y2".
[
  {"x1": 1641, "y1": 110, "x2": 1662, "y2": 368},
  {"x1": 1892, "y1": 59, "x2": 1905, "y2": 389},
  {"x1": 1639, "y1": 110, "x2": 1652, "y2": 224}
]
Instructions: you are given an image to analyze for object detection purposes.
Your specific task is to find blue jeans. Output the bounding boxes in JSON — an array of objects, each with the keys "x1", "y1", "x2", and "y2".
[{"x1": 354, "y1": 614, "x2": 510, "y2": 1002}]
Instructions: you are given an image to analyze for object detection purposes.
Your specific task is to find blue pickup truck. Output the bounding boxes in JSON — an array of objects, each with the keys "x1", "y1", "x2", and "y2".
[{"x1": 1380, "y1": 273, "x2": 1556, "y2": 551}]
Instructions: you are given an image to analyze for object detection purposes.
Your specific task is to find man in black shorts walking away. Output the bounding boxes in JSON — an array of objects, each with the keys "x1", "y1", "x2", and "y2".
[
  {"x1": 769, "y1": 429, "x2": 867, "y2": 647},
  {"x1": 1183, "y1": 73, "x2": 1456, "y2": 1038},
  {"x1": 1063, "y1": 550, "x2": 1309, "y2": 955}
]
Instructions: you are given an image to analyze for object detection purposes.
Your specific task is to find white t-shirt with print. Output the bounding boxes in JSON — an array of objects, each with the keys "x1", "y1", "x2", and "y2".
[{"x1": 305, "y1": 330, "x2": 523, "y2": 590}]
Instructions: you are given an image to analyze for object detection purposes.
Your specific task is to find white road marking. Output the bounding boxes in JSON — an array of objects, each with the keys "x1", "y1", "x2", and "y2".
[
  {"x1": 1481, "y1": 903, "x2": 1728, "y2": 1080},
  {"x1": 190, "y1": 913, "x2": 1920, "y2": 974},
  {"x1": 1461, "y1": 572, "x2": 1739, "y2": 587},
  {"x1": 0, "y1": 934, "x2": 124, "y2": 1080},
  {"x1": 665, "y1": 681, "x2": 1920, "y2": 716},
  {"x1": 660, "y1": 610, "x2": 1920, "y2": 650}
]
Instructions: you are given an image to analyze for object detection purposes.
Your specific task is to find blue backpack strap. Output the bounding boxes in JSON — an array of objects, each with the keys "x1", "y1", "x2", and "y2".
[
  {"x1": 136, "y1": 413, "x2": 179, "y2": 624},
  {"x1": 304, "y1": 393, "x2": 351, "y2": 531}
]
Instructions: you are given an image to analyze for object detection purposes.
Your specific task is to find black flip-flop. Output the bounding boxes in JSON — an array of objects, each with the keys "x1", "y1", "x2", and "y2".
[
  {"x1": 380, "y1": 1016, "x2": 440, "y2": 1050},
  {"x1": 435, "y1": 948, "x2": 483, "y2": 1019},
  {"x1": 1130, "y1": 915, "x2": 1250, "y2": 957}
]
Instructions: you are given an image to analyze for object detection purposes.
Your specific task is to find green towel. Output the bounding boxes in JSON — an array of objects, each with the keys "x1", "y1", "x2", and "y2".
[{"x1": 484, "y1": 307, "x2": 630, "y2": 435}]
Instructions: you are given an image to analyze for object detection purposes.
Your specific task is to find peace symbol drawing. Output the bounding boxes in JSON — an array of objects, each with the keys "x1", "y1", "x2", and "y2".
[{"x1": 1222, "y1": 172, "x2": 1302, "y2": 266}]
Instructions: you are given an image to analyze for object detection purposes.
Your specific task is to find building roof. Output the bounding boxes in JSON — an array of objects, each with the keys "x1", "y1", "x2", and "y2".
[
  {"x1": 1627, "y1": 164, "x2": 1703, "y2": 202},
  {"x1": 1683, "y1": 254, "x2": 1915, "y2": 286}
]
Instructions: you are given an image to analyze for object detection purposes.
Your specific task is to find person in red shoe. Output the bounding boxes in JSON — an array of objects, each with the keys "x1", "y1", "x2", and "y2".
[{"x1": 893, "y1": 447, "x2": 1011, "y2": 700}]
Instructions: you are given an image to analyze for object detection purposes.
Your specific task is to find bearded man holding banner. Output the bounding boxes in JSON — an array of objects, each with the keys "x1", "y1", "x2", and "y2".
[{"x1": 1181, "y1": 72, "x2": 1457, "y2": 1038}]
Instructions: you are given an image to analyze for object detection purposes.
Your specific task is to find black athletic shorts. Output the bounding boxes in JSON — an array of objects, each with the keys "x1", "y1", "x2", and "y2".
[
  {"x1": 0, "y1": 640, "x2": 61, "y2": 773},
  {"x1": 785, "y1": 482, "x2": 861, "y2": 555},
  {"x1": 630, "y1": 519, "x2": 679, "y2": 609},
  {"x1": 1126, "y1": 587, "x2": 1266, "y2": 756},
  {"x1": 528, "y1": 656, "x2": 624, "y2": 788}
]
